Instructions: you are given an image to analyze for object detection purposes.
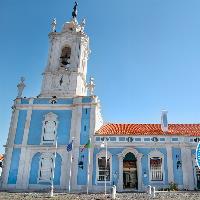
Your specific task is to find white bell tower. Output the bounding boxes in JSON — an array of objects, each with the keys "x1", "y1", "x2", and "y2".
[{"x1": 40, "y1": 4, "x2": 90, "y2": 98}]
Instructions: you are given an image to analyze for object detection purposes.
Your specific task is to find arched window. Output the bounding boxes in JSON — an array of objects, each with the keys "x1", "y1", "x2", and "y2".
[
  {"x1": 38, "y1": 153, "x2": 54, "y2": 183},
  {"x1": 96, "y1": 150, "x2": 112, "y2": 183},
  {"x1": 60, "y1": 46, "x2": 71, "y2": 66},
  {"x1": 41, "y1": 112, "x2": 58, "y2": 144},
  {"x1": 148, "y1": 150, "x2": 164, "y2": 182}
]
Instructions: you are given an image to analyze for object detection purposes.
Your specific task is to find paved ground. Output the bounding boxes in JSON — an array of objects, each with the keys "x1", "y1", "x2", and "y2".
[{"x1": 1, "y1": 192, "x2": 200, "y2": 200}]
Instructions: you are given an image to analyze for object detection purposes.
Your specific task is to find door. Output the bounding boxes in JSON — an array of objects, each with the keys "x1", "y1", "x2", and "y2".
[{"x1": 123, "y1": 152, "x2": 138, "y2": 189}]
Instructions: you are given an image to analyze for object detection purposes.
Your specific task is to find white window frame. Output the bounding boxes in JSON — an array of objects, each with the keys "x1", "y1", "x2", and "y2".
[
  {"x1": 41, "y1": 112, "x2": 58, "y2": 144},
  {"x1": 96, "y1": 150, "x2": 112, "y2": 184},
  {"x1": 37, "y1": 152, "x2": 54, "y2": 183},
  {"x1": 148, "y1": 150, "x2": 165, "y2": 183},
  {"x1": 171, "y1": 137, "x2": 179, "y2": 142}
]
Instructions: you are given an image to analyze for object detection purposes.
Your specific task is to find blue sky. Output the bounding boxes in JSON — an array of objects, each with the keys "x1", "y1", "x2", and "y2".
[{"x1": 1, "y1": 0, "x2": 200, "y2": 153}]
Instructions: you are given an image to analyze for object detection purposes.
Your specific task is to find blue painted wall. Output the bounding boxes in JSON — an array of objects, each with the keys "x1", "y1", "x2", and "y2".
[
  {"x1": 92, "y1": 147, "x2": 169, "y2": 187},
  {"x1": 56, "y1": 98, "x2": 73, "y2": 104},
  {"x1": 14, "y1": 110, "x2": 27, "y2": 144},
  {"x1": 92, "y1": 148, "x2": 123, "y2": 186},
  {"x1": 172, "y1": 148, "x2": 183, "y2": 185},
  {"x1": 77, "y1": 149, "x2": 88, "y2": 185},
  {"x1": 112, "y1": 153, "x2": 119, "y2": 186},
  {"x1": 192, "y1": 149, "x2": 196, "y2": 156},
  {"x1": 141, "y1": 154, "x2": 149, "y2": 186},
  {"x1": 78, "y1": 145, "x2": 121, "y2": 186},
  {"x1": 21, "y1": 98, "x2": 29, "y2": 104},
  {"x1": 29, "y1": 152, "x2": 62, "y2": 185},
  {"x1": 80, "y1": 108, "x2": 90, "y2": 145},
  {"x1": 54, "y1": 153, "x2": 62, "y2": 185},
  {"x1": 33, "y1": 98, "x2": 73, "y2": 104},
  {"x1": 7, "y1": 148, "x2": 21, "y2": 184},
  {"x1": 28, "y1": 110, "x2": 72, "y2": 145},
  {"x1": 82, "y1": 97, "x2": 92, "y2": 103},
  {"x1": 136, "y1": 147, "x2": 168, "y2": 186},
  {"x1": 29, "y1": 152, "x2": 41, "y2": 184},
  {"x1": 77, "y1": 108, "x2": 91, "y2": 185},
  {"x1": 33, "y1": 98, "x2": 51, "y2": 104},
  {"x1": 191, "y1": 148, "x2": 196, "y2": 189}
]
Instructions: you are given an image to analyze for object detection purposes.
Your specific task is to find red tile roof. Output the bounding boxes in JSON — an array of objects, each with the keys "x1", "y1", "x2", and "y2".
[
  {"x1": 0, "y1": 154, "x2": 4, "y2": 161},
  {"x1": 96, "y1": 123, "x2": 200, "y2": 136}
]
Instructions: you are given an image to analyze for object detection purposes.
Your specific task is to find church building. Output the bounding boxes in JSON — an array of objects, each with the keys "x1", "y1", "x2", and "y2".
[{"x1": 1, "y1": 3, "x2": 200, "y2": 192}]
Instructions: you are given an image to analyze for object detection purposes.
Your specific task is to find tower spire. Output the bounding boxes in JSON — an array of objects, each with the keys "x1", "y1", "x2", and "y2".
[
  {"x1": 40, "y1": 0, "x2": 90, "y2": 98},
  {"x1": 72, "y1": 2, "x2": 78, "y2": 19}
]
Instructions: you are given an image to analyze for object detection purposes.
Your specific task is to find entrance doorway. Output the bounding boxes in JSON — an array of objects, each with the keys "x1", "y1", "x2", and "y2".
[
  {"x1": 195, "y1": 166, "x2": 200, "y2": 189},
  {"x1": 123, "y1": 152, "x2": 138, "y2": 189}
]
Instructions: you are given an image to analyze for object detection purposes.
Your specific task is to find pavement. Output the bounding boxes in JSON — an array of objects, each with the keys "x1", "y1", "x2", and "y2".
[{"x1": 1, "y1": 192, "x2": 200, "y2": 200}]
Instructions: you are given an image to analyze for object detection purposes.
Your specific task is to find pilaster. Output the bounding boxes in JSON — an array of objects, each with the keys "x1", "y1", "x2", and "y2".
[
  {"x1": 2, "y1": 100, "x2": 20, "y2": 188},
  {"x1": 137, "y1": 154, "x2": 143, "y2": 191},
  {"x1": 181, "y1": 146, "x2": 194, "y2": 190},
  {"x1": 87, "y1": 98, "x2": 97, "y2": 191},
  {"x1": 69, "y1": 97, "x2": 82, "y2": 191},
  {"x1": 117, "y1": 154, "x2": 123, "y2": 192},
  {"x1": 16, "y1": 98, "x2": 33, "y2": 189},
  {"x1": 166, "y1": 145, "x2": 174, "y2": 183},
  {"x1": 60, "y1": 150, "x2": 69, "y2": 189}
]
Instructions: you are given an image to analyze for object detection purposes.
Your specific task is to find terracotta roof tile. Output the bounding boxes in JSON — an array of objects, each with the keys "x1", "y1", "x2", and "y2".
[{"x1": 96, "y1": 123, "x2": 200, "y2": 136}]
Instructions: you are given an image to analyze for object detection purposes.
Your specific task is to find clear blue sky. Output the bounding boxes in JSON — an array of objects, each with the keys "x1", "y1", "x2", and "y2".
[{"x1": 1, "y1": 0, "x2": 200, "y2": 153}]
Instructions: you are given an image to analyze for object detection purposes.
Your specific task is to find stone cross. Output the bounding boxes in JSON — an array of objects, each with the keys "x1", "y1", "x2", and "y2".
[{"x1": 17, "y1": 77, "x2": 26, "y2": 98}]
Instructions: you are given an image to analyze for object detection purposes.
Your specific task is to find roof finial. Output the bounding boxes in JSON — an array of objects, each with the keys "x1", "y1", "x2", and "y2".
[
  {"x1": 17, "y1": 77, "x2": 26, "y2": 98},
  {"x1": 72, "y1": 1, "x2": 78, "y2": 19},
  {"x1": 87, "y1": 77, "x2": 95, "y2": 96},
  {"x1": 51, "y1": 18, "x2": 56, "y2": 32}
]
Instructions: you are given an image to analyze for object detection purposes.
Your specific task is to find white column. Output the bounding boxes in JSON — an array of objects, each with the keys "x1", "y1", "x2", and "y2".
[
  {"x1": 16, "y1": 98, "x2": 33, "y2": 189},
  {"x1": 181, "y1": 147, "x2": 194, "y2": 190},
  {"x1": 60, "y1": 150, "x2": 69, "y2": 189},
  {"x1": 2, "y1": 101, "x2": 20, "y2": 188},
  {"x1": 166, "y1": 146, "x2": 174, "y2": 183},
  {"x1": 1, "y1": 148, "x2": 13, "y2": 188},
  {"x1": 87, "y1": 100, "x2": 98, "y2": 192},
  {"x1": 137, "y1": 155, "x2": 143, "y2": 191},
  {"x1": 117, "y1": 155, "x2": 123, "y2": 192},
  {"x1": 69, "y1": 97, "x2": 82, "y2": 191},
  {"x1": 20, "y1": 149, "x2": 32, "y2": 188}
]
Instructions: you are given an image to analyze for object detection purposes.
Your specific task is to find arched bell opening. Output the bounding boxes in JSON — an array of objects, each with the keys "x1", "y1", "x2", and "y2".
[{"x1": 60, "y1": 46, "x2": 71, "y2": 66}]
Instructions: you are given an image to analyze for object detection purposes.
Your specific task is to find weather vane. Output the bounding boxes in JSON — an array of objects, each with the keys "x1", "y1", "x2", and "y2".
[{"x1": 72, "y1": 1, "x2": 78, "y2": 18}]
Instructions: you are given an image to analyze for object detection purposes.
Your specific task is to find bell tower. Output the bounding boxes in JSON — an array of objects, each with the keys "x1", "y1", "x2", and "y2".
[{"x1": 40, "y1": 3, "x2": 90, "y2": 98}]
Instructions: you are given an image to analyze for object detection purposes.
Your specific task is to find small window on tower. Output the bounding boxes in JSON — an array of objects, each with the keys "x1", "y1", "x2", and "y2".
[{"x1": 60, "y1": 46, "x2": 71, "y2": 66}]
